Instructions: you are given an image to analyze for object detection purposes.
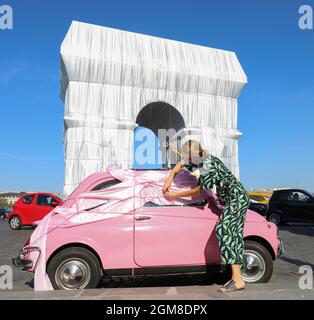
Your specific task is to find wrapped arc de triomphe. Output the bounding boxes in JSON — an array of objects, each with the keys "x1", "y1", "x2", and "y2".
[{"x1": 60, "y1": 21, "x2": 247, "y2": 195}]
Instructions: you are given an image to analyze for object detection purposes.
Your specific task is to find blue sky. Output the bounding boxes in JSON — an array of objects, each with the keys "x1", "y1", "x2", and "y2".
[{"x1": 0, "y1": 0, "x2": 313, "y2": 193}]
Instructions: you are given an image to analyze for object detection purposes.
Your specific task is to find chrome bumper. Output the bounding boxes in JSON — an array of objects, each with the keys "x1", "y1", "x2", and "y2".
[
  {"x1": 12, "y1": 256, "x2": 33, "y2": 270},
  {"x1": 11, "y1": 246, "x2": 41, "y2": 271},
  {"x1": 278, "y1": 237, "x2": 285, "y2": 258}
]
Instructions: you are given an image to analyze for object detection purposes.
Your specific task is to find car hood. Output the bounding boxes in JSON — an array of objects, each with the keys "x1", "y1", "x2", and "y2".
[{"x1": 245, "y1": 209, "x2": 267, "y2": 222}]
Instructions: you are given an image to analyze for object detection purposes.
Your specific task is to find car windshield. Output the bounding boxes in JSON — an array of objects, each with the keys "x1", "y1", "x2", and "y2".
[{"x1": 91, "y1": 179, "x2": 121, "y2": 191}]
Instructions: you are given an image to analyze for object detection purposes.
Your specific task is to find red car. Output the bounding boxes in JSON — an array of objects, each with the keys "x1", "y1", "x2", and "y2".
[{"x1": 8, "y1": 193, "x2": 63, "y2": 230}]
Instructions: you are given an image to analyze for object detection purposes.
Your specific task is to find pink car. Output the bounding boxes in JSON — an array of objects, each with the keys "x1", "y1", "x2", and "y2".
[{"x1": 12, "y1": 169, "x2": 284, "y2": 290}]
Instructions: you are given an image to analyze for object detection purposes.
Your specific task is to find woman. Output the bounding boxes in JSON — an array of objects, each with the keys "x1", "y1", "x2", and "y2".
[{"x1": 163, "y1": 140, "x2": 250, "y2": 293}]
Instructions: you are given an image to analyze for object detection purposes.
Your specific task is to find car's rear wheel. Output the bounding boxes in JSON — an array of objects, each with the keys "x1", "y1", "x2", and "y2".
[
  {"x1": 9, "y1": 215, "x2": 21, "y2": 230},
  {"x1": 268, "y1": 212, "x2": 283, "y2": 225},
  {"x1": 241, "y1": 241, "x2": 273, "y2": 283},
  {"x1": 47, "y1": 247, "x2": 102, "y2": 290},
  {"x1": 0, "y1": 213, "x2": 6, "y2": 220}
]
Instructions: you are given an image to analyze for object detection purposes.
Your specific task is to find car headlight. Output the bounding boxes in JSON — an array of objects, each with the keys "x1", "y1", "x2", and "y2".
[{"x1": 19, "y1": 246, "x2": 40, "y2": 259}]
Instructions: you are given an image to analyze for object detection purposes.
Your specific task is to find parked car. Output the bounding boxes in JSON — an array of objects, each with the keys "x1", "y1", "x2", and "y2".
[
  {"x1": 12, "y1": 170, "x2": 284, "y2": 290},
  {"x1": 0, "y1": 208, "x2": 11, "y2": 220},
  {"x1": 267, "y1": 189, "x2": 314, "y2": 225},
  {"x1": 8, "y1": 193, "x2": 63, "y2": 230},
  {"x1": 249, "y1": 200, "x2": 268, "y2": 216},
  {"x1": 248, "y1": 192, "x2": 272, "y2": 204}
]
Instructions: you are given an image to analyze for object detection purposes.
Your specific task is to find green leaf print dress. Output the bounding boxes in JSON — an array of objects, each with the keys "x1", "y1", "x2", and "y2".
[{"x1": 185, "y1": 154, "x2": 250, "y2": 267}]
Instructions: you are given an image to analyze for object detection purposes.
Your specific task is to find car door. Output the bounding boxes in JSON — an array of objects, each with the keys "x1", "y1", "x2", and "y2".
[
  {"x1": 34, "y1": 194, "x2": 55, "y2": 221},
  {"x1": 302, "y1": 196, "x2": 314, "y2": 222},
  {"x1": 306, "y1": 196, "x2": 314, "y2": 222},
  {"x1": 285, "y1": 191, "x2": 310, "y2": 222},
  {"x1": 292, "y1": 191, "x2": 314, "y2": 222},
  {"x1": 277, "y1": 191, "x2": 298, "y2": 221},
  {"x1": 134, "y1": 200, "x2": 221, "y2": 267},
  {"x1": 19, "y1": 194, "x2": 36, "y2": 224}
]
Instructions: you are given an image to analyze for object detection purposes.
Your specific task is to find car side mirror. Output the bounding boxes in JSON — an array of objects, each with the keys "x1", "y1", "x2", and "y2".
[{"x1": 51, "y1": 200, "x2": 59, "y2": 207}]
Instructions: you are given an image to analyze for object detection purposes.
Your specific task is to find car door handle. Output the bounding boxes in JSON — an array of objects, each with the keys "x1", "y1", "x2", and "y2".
[{"x1": 135, "y1": 215, "x2": 151, "y2": 221}]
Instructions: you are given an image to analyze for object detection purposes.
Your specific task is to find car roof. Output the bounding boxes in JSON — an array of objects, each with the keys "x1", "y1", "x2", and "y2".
[
  {"x1": 274, "y1": 188, "x2": 312, "y2": 195},
  {"x1": 22, "y1": 192, "x2": 60, "y2": 197}
]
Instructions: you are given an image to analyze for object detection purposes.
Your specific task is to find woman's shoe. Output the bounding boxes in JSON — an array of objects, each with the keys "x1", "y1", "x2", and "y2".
[{"x1": 217, "y1": 280, "x2": 245, "y2": 293}]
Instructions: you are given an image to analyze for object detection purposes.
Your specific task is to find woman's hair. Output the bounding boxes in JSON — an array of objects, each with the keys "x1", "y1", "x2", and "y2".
[{"x1": 181, "y1": 140, "x2": 209, "y2": 160}]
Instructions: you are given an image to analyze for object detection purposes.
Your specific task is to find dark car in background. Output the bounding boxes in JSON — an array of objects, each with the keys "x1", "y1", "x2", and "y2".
[
  {"x1": 0, "y1": 208, "x2": 11, "y2": 220},
  {"x1": 266, "y1": 189, "x2": 314, "y2": 225}
]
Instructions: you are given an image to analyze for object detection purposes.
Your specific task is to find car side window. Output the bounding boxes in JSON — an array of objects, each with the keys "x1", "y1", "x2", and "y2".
[
  {"x1": 36, "y1": 195, "x2": 53, "y2": 206},
  {"x1": 91, "y1": 179, "x2": 121, "y2": 191},
  {"x1": 22, "y1": 195, "x2": 34, "y2": 204},
  {"x1": 46, "y1": 196, "x2": 53, "y2": 205},
  {"x1": 288, "y1": 191, "x2": 310, "y2": 202}
]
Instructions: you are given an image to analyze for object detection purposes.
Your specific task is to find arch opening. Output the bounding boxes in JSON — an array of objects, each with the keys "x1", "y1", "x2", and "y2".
[{"x1": 133, "y1": 102, "x2": 186, "y2": 169}]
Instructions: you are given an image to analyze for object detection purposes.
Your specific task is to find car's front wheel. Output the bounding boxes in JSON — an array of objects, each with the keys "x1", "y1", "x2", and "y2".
[
  {"x1": 9, "y1": 215, "x2": 21, "y2": 230},
  {"x1": 241, "y1": 240, "x2": 273, "y2": 283},
  {"x1": 0, "y1": 213, "x2": 6, "y2": 220},
  {"x1": 47, "y1": 247, "x2": 102, "y2": 290},
  {"x1": 268, "y1": 212, "x2": 283, "y2": 225}
]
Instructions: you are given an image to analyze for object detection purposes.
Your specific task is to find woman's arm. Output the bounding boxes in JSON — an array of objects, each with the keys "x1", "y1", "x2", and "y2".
[
  {"x1": 164, "y1": 186, "x2": 202, "y2": 199},
  {"x1": 162, "y1": 161, "x2": 184, "y2": 193}
]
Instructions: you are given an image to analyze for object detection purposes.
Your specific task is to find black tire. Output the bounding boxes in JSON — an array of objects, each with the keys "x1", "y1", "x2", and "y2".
[
  {"x1": 0, "y1": 213, "x2": 5, "y2": 220},
  {"x1": 47, "y1": 247, "x2": 102, "y2": 290},
  {"x1": 267, "y1": 212, "x2": 284, "y2": 226},
  {"x1": 242, "y1": 240, "x2": 273, "y2": 283},
  {"x1": 9, "y1": 215, "x2": 21, "y2": 230}
]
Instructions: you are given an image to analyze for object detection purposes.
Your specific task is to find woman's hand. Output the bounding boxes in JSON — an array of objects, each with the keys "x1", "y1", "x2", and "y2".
[
  {"x1": 162, "y1": 161, "x2": 184, "y2": 194},
  {"x1": 165, "y1": 187, "x2": 202, "y2": 199},
  {"x1": 162, "y1": 184, "x2": 169, "y2": 194},
  {"x1": 216, "y1": 193, "x2": 226, "y2": 206},
  {"x1": 164, "y1": 191, "x2": 180, "y2": 199}
]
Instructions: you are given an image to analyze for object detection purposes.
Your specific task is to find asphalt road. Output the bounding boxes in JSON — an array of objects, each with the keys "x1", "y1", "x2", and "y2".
[{"x1": 0, "y1": 218, "x2": 314, "y2": 300}]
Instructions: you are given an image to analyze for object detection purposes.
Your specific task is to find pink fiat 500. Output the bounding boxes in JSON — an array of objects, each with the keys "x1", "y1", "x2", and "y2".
[{"x1": 12, "y1": 169, "x2": 284, "y2": 290}]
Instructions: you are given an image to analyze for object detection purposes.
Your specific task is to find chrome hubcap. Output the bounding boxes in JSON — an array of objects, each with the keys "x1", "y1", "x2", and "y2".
[
  {"x1": 10, "y1": 217, "x2": 19, "y2": 229},
  {"x1": 241, "y1": 250, "x2": 266, "y2": 283},
  {"x1": 55, "y1": 258, "x2": 91, "y2": 290},
  {"x1": 269, "y1": 214, "x2": 280, "y2": 225}
]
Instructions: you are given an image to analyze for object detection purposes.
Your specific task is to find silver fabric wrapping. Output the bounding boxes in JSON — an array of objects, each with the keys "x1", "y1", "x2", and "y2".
[{"x1": 61, "y1": 21, "x2": 247, "y2": 195}]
